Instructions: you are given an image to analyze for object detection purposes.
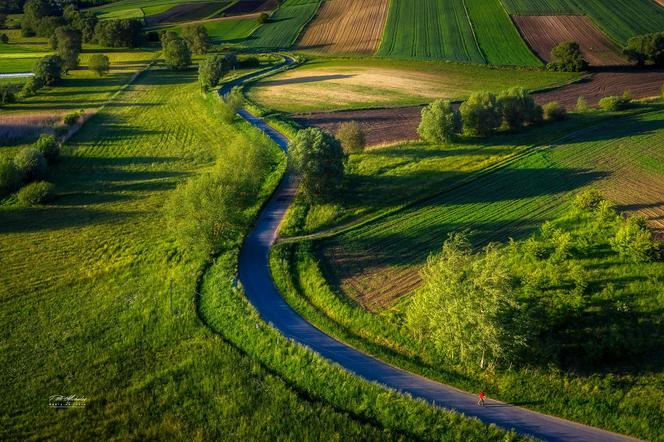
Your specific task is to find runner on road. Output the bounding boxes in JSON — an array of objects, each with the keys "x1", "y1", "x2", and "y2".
[{"x1": 478, "y1": 391, "x2": 486, "y2": 407}]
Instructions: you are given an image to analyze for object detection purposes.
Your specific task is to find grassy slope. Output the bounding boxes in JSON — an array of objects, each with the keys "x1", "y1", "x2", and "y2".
[
  {"x1": 246, "y1": 58, "x2": 580, "y2": 113},
  {"x1": 246, "y1": 0, "x2": 322, "y2": 49},
  {"x1": 0, "y1": 68, "x2": 410, "y2": 440},
  {"x1": 465, "y1": 0, "x2": 541, "y2": 66},
  {"x1": 501, "y1": 0, "x2": 664, "y2": 45},
  {"x1": 377, "y1": 0, "x2": 485, "y2": 63}
]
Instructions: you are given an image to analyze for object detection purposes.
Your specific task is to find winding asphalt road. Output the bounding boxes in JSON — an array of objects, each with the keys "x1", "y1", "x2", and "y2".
[{"x1": 223, "y1": 57, "x2": 640, "y2": 442}]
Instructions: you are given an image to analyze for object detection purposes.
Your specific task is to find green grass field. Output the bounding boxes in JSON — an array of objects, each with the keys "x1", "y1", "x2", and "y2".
[
  {"x1": 169, "y1": 17, "x2": 259, "y2": 44},
  {"x1": 246, "y1": 0, "x2": 322, "y2": 49},
  {"x1": 246, "y1": 58, "x2": 580, "y2": 113},
  {"x1": 377, "y1": 0, "x2": 484, "y2": 63},
  {"x1": 465, "y1": 0, "x2": 541, "y2": 66},
  {"x1": 501, "y1": 0, "x2": 664, "y2": 45}
]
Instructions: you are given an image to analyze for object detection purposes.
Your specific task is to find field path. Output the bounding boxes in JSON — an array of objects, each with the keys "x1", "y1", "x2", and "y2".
[{"x1": 216, "y1": 55, "x2": 642, "y2": 442}]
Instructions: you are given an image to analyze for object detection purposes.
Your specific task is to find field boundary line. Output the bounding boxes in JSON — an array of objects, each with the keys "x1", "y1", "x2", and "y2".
[
  {"x1": 460, "y1": 0, "x2": 486, "y2": 64},
  {"x1": 278, "y1": 106, "x2": 662, "y2": 244}
]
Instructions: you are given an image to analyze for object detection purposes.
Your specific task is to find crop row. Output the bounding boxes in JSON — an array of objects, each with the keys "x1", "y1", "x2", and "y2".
[{"x1": 247, "y1": 0, "x2": 323, "y2": 49}]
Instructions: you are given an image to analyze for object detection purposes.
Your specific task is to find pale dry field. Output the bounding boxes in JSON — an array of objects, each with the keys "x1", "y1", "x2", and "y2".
[
  {"x1": 513, "y1": 15, "x2": 627, "y2": 66},
  {"x1": 296, "y1": 0, "x2": 389, "y2": 54}
]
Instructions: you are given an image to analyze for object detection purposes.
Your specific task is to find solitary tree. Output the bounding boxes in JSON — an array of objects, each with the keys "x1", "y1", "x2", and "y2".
[
  {"x1": 89, "y1": 53, "x2": 110, "y2": 76},
  {"x1": 547, "y1": 41, "x2": 588, "y2": 72},
  {"x1": 198, "y1": 54, "x2": 227, "y2": 91},
  {"x1": 33, "y1": 55, "x2": 62, "y2": 86},
  {"x1": 182, "y1": 24, "x2": 209, "y2": 55},
  {"x1": 623, "y1": 32, "x2": 664, "y2": 67},
  {"x1": 288, "y1": 128, "x2": 344, "y2": 202},
  {"x1": 417, "y1": 99, "x2": 462, "y2": 143},
  {"x1": 162, "y1": 35, "x2": 191, "y2": 70},
  {"x1": 52, "y1": 26, "x2": 82, "y2": 73},
  {"x1": 336, "y1": 121, "x2": 366, "y2": 154},
  {"x1": 459, "y1": 91, "x2": 501, "y2": 136}
]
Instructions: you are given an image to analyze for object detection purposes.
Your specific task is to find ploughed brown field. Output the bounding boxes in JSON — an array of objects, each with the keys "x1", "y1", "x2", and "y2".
[
  {"x1": 294, "y1": 69, "x2": 664, "y2": 146},
  {"x1": 513, "y1": 15, "x2": 627, "y2": 66},
  {"x1": 296, "y1": 0, "x2": 389, "y2": 54},
  {"x1": 145, "y1": 2, "x2": 226, "y2": 25},
  {"x1": 224, "y1": 0, "x2": 276, "y2": 15}
]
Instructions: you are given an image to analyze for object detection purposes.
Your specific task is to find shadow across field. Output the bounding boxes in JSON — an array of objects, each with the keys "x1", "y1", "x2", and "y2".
[{"x1": 259, "y1": 74, "x2": 355, "y2": 87}]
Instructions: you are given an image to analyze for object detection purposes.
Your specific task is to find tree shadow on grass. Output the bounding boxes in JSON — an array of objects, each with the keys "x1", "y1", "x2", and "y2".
[
  {"x1": 258, "y1": 74, "x2": 355, "y2": 87},
  {"x1": 0, "y1": 206, "x2": 131, "y2": 234}
]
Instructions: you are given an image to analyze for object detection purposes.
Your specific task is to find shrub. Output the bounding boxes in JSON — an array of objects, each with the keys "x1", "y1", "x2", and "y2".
[
  {"x1": 497, "y1": 87, "x2": 539, "y2": 130},
  {"x1": 0, "y1": 157, "x2": 21, "y2": 195},
  {"x1": 17, "y1": 180, "x2": 55, "y2": 205},
  {"x1": 238, "y1": 56, "x2": 260, "y2": 68},
  {"x1": 198, "y1": 54, "x2": 227, "y2": 91},
  {"x1": 257, "y1": 12, "x2": 269, "y2": 24},
  {"x1": 547, "y1": 41, "x2": 588, "y2": 72},
  {"x1": 623, "y1": 32, "x2": 664, "y2": 67},
  {"x1": 13, "y1": 148, "x2": 47, "y2": 182},
  {"x1": 145, "y1": 31, "x2": 159, "y2": 42},
  {"x1": 288, "y1": 128, "x2": 344, "y2": 202},
  {"x1": 0, "y1": 84, "x2": 16, "y2": 105},
  {"x1": 574, "y1": 189, "x2": 604, "y2": 211},
  {"x1": 543, "y1": 101, "x2": 566, "y2": 121},
  {"x1": 574, "y1": 96, "x2": 588, "y2": 113},
  {"x1": 63, "y1": 112, "x2": 80, "y2": 126},
  {"x1": 610, "y1": 216, "x2": 659, "y2": 262},
  {"x1": 598, "y1": 96, "x2": 625, "y2": 111},
  {"x1": 163, "y1": 35, "x2": 191, "y2": 69},
  {"x1": 336, "y1": 121, "x2": 366, "y2": 154},
  {"x1": 224, "y1": 86, "x2": 244, "y2": 111},
  {"x1": 622, "y1": 89, "x2": 633, "y2": 103},
  {"x1": 89, "y1": 53, "x2": 110, "y2": 76},
  {"x1": 21, "y1": 76, "x2": 43, "y2": 97},
  {"x1": 33, "y1": 55, "x2": 62, "y2": 86},
  {"x1": 33, "y1": 134, "x2": 60, "y2": 163},
  {"x1": 417, "y1": 99, "x2": 462, "y2": 143},
  {"x1": 459, "y1": 91, "x2": 501, "y2": 136},
  {"x1": 0, "y1": 33, "x2": 8, "y2": 43}
]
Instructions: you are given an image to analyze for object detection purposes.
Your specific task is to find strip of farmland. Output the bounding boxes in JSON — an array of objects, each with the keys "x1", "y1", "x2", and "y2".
[
  {"x1": 501, "y1": 0, "x2": 664, "y2": 45},
  {"x1": 223, "y1": 0, "x2": 277, "y2": 15},
  {"x1": 464, "y1": 0, "x2": 541, "y2": 66},
  {"x1": 377, "y1": 0, "x2": 485, "y2": 64},
  {"x1": 321, "y1": 108, "x2": 664, "y2": 308},
  {"x1": 246, "y1": 0, "x2": 322, "y2": 49},
  {"x1": 295, "y1": 0, "x2": 389, "y2": 55},
  {"x1": 513, "y1": 16, "x2": 627, "y2": 66}
]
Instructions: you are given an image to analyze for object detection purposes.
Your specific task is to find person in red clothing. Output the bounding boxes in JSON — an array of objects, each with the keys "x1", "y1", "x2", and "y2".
[{"x1": 478, "y1": 391, "x2": 486, "y2": 407}]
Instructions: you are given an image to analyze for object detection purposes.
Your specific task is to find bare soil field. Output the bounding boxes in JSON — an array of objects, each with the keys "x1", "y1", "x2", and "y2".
[
  {"x1": 295, "y1": 0, "x2": 389, "y2": 54},
  {"x1": 295, "y1": 69, "x2": 664, "y2": 146},
  {"x1": 146, "y1": 2, "x2": 226, "y2": 25},
  {"x1": 224, "y1": 0, "x2": 276, "y2": 15},
  {"x1": 513, "y1": 15, "x2": 627, "y2": 66}
]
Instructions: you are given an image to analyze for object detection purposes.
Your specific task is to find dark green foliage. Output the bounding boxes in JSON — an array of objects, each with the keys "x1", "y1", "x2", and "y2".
[
  {"x1": 94, "y1": 19, "x2": 142, "y2": 48},
  {"x1": 288, "y1": 128, "x2": 344, "y2": 202},
  {"x1": 32, "y1": 55, "x2": 61, "y2": 86},
  {"x1": 336, "y1": 121, "x2": 366, "y2": 154},
  {"x1": 33, "y1": 134, "x2": 59, "y2": 163},
  {"x1": 198, "y1": 54, "x2": 227, "y2": 91},
  {"x1": 20, "y1": 75, "x2": 43, "y2": 97},
  {"x1": 53, "y1": 25, "x2": 82, "y2": 73},
  {"x1": 63, "y1": 4, "x2": 97, "y2": 43},
  {"x1": 88, "y1": 53, "x2": 110, "y2": 76},
  {"x1": 145, "y1": 30, "x2": 159, "y2": 42},
  {"x1": 547, "y1": 41, "x2": 588, "y2": 72},
  {"x1": 257, "y1": 12, "x2": 268, "y2": 24},
  {"x1": 0, "y1": 157, "x2": 21, "y2": 195},
  {"x1": 238, "y1": 56, "x2": 260, "y2": 68},
  {"x1": 573, "y1": 189, "x2": 604, "y2": 211},
  {"x1": 63, "y1": 112, "x2": 79, "y2": 126},
  {"x1": 497, "y1": 87, "x2": 540, "y2": 130},
  {"x1": 0, "y1": 13, "x2": 6, "y2": 28},
  {"x1": 0, "y1": 32, "x2": 7, "y2": 43},
  {"x1": 17, "y1": 180, "x2": 54, "y2": 205},
  {"x1": 543, "y1": 101, "x2": 566, "y2": 121},
  {"x1": 21, "y1": 0, "x2": 52, "y2": 36},
  {"x1": 623, "y1": 32, "x2": 664, "y2": 67},
  {"x1": 182, "y1": 24, "x2": 209, "y2": 55},
  {"x1": 417, "y1": 99, "x2": 462, "y2": 143},
  {"x1": 13, "y1": 148, "x2": 47, "y2": 182},
  {"x1": 163, "y1": 35, "x2": 191, "y2": 70},
  {"x1": 610, "y1": 216, "x2": 660, "y2": 262},
  {"x1": 575, "y1": 96, "x2": 589, "y2": 113},
  {"x1": 0, "y1": 84, "x2": 16, "y2": 105},
  {"x1": 459, "y1": 91, "x2": 501, "y2": 136},
  {"x1": 598, "y1": 95, "x2": 626, "y2": 111}
]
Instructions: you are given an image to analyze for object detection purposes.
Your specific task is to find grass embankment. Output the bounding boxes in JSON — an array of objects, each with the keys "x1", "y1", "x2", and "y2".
[
  {"x1": 246, "y1": 57, "x2": 581, "y2": 113},
  {"x1": 270, "y1": 104, "x2": 664, "y2": 441},
  {"x1": 246, "y1": 0, "x2": 322, "y2": 49},
  {"x1": 0, "y1": 67, "x2": 411, "y2": 440}
]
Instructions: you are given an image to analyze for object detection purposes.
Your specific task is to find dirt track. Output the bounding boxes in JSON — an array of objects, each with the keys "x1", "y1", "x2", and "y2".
[
  {"x1": 513, "y1": 15, "x2": 627, "y2": 66},
  {"x1": 294, "y1": 69, "x2": 664, "y2": 146}
]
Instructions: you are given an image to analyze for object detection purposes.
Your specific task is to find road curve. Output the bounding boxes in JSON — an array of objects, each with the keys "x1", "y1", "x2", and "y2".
[{"x1": 223, "y1": 57, "x2": 639, "y2": 442}]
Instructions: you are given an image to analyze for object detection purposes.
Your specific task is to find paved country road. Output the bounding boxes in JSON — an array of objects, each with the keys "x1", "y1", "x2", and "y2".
[{"x1": 221, "y1": 56, "x2": 640, "y2": 442}]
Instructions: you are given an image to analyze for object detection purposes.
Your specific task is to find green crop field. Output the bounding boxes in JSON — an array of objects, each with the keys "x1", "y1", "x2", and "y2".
[
  {"x1": 246, "y1": 0, "x2": 322, "y2": 49},
  {"x1": 501, "y1": 0, "x2": 664, "y2": 45},
  {"x1": 201, "y1": 18, "x2": 259, "y2": 43},
  {"x1": 465, "y1": 0, "x2": 541, "y2": 66},
  {"x1": 93, "y1": 0, "x2": 229, "y2": 21},
  {"x1": 377, "y1": 0, "x2": 484, "y2": 63}
]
